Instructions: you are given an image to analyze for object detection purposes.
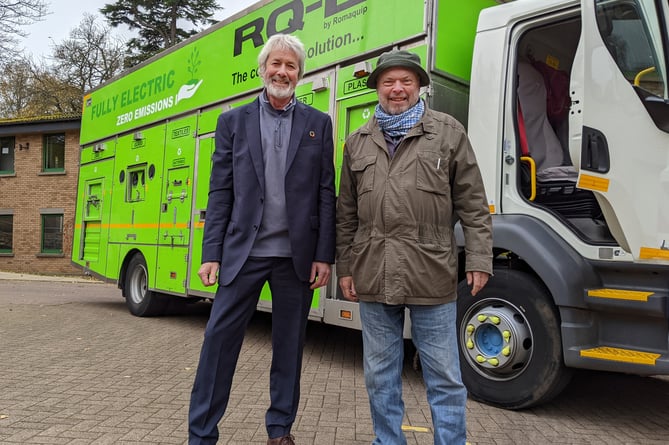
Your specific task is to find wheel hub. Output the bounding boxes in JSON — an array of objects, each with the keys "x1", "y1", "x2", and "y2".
[{"x1": 462, "y1": 302, "x2": 532, "y2": 378}]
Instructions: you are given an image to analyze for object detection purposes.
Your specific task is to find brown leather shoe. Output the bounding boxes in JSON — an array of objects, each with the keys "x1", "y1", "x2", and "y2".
[{"x1": 267, "y1": 434, "x2": 295, "y2": 445}]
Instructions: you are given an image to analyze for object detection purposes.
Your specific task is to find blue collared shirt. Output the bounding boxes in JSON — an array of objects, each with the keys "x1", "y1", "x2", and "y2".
[{"x1": 250, "y1": 90, "x2": 296, "y2": 258}]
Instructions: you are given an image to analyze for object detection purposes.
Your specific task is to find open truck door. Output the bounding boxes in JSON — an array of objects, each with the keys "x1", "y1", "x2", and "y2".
[{"x1": 571, "y1": 0, "x2": 669, "y2": 262}]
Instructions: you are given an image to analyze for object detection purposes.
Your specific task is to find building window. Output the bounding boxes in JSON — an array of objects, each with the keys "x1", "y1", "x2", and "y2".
[
  {"x1": 43, "y1": 133, "x2": 65, "y2": 172},
  {"x1": 0, "y1": 213, "x2": 13, "y2": 253},
  {"x1": 0, "y1": 136, "x2": 15, "y2": 174},
  {"x1": 41, "y1": 213, "x2": 63, "y2": 254}
]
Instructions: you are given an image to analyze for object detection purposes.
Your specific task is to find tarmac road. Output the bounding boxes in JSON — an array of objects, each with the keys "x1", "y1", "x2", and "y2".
[{"x1": 1, "y1": 275, "x2": 668, "y2": 444}]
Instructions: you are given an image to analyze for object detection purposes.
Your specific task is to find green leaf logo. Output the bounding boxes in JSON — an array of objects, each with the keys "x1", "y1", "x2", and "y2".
[{"x1": 187, "y1": 48, "x2": 202, "y2": 82}]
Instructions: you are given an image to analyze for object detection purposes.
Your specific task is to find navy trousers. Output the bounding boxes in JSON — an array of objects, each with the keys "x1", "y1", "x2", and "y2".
[{"x1": 188, "y1": 257, "x2": 313, "y2": 444}]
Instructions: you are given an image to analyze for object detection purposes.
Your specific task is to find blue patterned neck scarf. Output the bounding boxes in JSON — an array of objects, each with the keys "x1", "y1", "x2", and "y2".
[{"x1": 375, "y1": 99, "x2": 425, "y2": 138}]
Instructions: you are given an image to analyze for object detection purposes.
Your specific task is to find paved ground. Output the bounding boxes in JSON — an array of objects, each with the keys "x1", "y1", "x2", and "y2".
[{"x1": 1, "y1": 274, "x2": 669, "y2": 444}]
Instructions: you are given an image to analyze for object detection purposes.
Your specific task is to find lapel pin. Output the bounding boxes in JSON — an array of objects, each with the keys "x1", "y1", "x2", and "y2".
[{"x1": 309, "y1": 131, "x2": 315, "y2": 138}]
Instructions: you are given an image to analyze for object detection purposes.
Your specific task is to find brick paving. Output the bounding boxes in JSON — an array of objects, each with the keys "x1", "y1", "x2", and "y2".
[{"x1": 1, "y1": 277, "x2": 669, "y2": 444}]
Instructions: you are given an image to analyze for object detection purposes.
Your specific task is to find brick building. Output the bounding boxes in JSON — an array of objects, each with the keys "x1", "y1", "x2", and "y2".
[{"x1": 0, "y1": 114, "x2": 83, "y2": 275}]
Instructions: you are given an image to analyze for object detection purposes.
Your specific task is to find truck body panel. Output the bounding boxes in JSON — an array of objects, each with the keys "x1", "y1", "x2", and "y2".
[{"x1": 73, "y1": 0, "x2": 669, "y2": 408}]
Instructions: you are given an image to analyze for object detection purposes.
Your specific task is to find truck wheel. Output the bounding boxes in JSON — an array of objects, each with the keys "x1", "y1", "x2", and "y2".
[
  {"x1": 456, "y1": 269, "x2": 572, "y2": 409},
  {"x1": 123, "y1": 254, "x2": 168, "y2": 317}
]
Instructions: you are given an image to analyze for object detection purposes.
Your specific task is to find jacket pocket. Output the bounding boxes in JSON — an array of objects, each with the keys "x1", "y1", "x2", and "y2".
[
  {"x1": 350, "y1": 154, "x2": 377, "y2": 195},
  {"x1": 350, "y1": 236, "x2": 383, "y2": 295},
  {"x1": 416, "y1": 151, "x2": 449, "y2": 195},
  {"x1": 416, "y1": 223, "x2": 450, "y2": 250}
]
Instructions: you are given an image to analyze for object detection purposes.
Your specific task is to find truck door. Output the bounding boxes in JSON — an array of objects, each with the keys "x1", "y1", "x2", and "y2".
[
  {"x1": 81, "y1": 179, "x2": 105, "y2": 261},
  {"x1": 572, "y1": 0, "x2": 669, "y2": 262},
  {"x1": 188, "y1": 135, "x2": 215, "y2": 295},
  {"x1": 155, "y1": 116, "x2": 197, "y2": 293},
  {"x1": 292, "y1": 73, "x2": 335, "y2": 320},
  {"x1": 74, "y1": 140, "x2": 115, "y2": 277}
]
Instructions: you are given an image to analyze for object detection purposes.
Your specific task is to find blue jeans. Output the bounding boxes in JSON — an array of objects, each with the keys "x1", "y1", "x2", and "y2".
[{"x1": 359, "y1": 301, "x2": 467, "y2": 445}]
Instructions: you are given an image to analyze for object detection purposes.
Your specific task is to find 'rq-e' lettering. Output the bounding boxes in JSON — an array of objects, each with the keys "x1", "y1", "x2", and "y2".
[{"x1": 233, "y1": 0, "x2": 305, "y2": 56}]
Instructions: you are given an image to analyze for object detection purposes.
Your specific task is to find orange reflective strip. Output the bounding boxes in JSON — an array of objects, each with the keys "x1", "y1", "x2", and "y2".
[
  {"x1": 578, "y1": 174, "x2": 609, "y2": 192},
  {"x1": 639, "y1": 247, "x2": 669, "y2": 261}
]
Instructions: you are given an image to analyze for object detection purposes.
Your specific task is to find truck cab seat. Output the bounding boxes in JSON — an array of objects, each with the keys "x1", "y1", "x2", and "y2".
[
  {"x1": 517, "y1": 60, "x2": 568, "y2": 173},
  {"x1": 516, "y1": 60, "x2": 600, "y2": 220}
]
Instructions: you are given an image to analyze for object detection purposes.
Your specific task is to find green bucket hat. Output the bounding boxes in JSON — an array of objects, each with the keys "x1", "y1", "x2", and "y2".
[{"x1": 366, "y1": 50, "x2": 430, "y2": 89}]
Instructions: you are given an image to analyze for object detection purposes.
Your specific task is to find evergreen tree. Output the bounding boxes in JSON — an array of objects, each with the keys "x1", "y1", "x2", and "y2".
[{"x1": 100, "y1": 0, "x2": 220, "y2": 67}]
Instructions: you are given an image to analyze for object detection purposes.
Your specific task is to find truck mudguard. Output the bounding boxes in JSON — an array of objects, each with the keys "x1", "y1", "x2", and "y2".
[{"x1": 457, "y1": 213, "x2": 598, "y2": 308}]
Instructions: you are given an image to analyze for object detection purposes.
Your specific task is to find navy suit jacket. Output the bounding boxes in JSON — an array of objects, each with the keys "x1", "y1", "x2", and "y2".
[{"x1": 201, "y1": 97, "x2": 336, "y2": 285}]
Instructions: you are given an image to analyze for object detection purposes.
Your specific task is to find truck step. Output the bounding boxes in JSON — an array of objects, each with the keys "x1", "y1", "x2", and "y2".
[
  {"x1": 580, "y1": 346, "x2": 661, "y2": 365},
  {"x1": 588, "y1": 288, "x2": 654, "y2": 301},
  {"x1": 585, "y1": 287, "x2": 668, "y2": 317}
]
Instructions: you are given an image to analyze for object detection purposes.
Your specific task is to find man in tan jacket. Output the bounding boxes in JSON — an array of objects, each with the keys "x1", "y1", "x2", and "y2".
[{"x1": 336, "y1": 50, "x2": 492, "y2": 445}]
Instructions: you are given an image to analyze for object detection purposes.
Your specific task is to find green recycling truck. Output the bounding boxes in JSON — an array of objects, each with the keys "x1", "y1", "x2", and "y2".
[
  {"x1": 73, "y1": 0, "x2": 669, "y2": 409},
  {"x1": 73, "y1": 0, "x2": 490, "y2": 320}
]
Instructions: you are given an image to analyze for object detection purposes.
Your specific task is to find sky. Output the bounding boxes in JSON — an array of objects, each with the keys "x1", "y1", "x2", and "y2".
[{"x1": 19, "y1": 0, "x2": 258, "y2": 60}]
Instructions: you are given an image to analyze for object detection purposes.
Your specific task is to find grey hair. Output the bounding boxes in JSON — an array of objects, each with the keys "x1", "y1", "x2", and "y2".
[{"x1": 257, "y1": 34, "x2": 306, "y2": 80}]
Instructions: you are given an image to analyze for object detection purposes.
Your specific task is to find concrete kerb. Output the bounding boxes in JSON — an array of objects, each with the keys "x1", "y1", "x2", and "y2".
[{"x1": 0, "y1": 271, "x2": 101, "y2": 283}]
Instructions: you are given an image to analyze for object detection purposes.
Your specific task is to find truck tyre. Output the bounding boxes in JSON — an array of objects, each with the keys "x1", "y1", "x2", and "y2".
[
  {"x1": 456, "y1": 268, "x2": 572, "y2": 409},
  {"x1": 123, "y1": 253, "x2": 169, "y2": 317}
]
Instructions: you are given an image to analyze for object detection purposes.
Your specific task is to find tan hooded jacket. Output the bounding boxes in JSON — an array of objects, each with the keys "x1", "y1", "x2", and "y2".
[{"x1": 336, "y1": 106, "x2": 493, "y2": 305}]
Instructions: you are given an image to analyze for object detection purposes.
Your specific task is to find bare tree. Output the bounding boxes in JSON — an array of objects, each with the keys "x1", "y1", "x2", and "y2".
[
  {"x1": 0, "y1": 0, "x2": 48, "y2": 61},
  {"x1": 51, "y1": 13, "x2": 126, "y2": 93},
  {"x1": 0, "y1": 57, "x2": 80, "y2": 118},
  {"x1": 26, "y1": 62, "x2": 82, "y2": 115},
  {"x1": 0, "y1": 14, "x2": 127, "y2": 118},
  {"x1": 0, "y1": 59, "x2": 34, "y2": 117}
]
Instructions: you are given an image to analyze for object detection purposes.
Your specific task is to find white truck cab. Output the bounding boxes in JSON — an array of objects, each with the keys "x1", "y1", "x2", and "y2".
[{"x1": 457, "y1": 0, "x2": 669, "y2": 408}]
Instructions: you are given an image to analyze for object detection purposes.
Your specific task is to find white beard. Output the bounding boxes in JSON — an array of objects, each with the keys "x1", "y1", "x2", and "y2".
[{"x1": 264, "y1": 76, "x2": 295, "y2": 100}]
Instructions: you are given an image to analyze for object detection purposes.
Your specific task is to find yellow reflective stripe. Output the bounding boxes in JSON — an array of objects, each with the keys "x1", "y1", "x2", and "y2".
[
  {"x1": 578, "y1": 173, "x2": 609, "y2": 192},
  {"x1": 588, "y1": 288, "x2": 653, "y2": 301},
  {"x1": 74, "y1": 223, "x2": 189, "y2": 229},
  {"x1": 639, "y1": 247, "x2": 669, "y2": 261}
]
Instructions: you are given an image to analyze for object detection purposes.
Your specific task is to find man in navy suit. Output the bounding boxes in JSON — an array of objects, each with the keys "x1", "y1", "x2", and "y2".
[{"x1": 188, "y1": 34, "x2": 336, "y2": 445}]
